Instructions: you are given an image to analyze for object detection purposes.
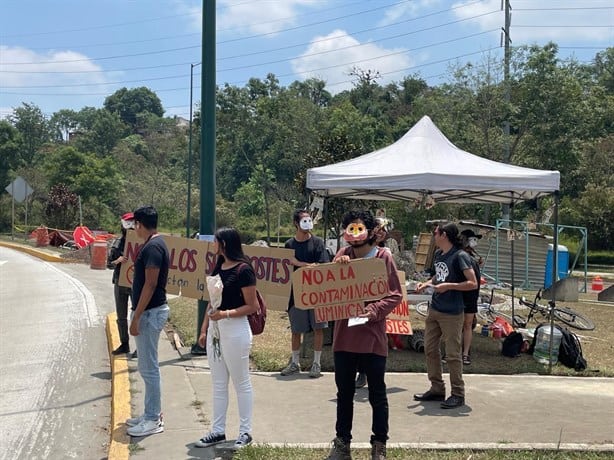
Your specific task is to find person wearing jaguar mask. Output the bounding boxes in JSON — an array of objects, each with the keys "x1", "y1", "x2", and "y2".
[
  {"x1": 326, "y1": 210, "x2": 402, "y2": 460},
  {"x1": 280, "y1": 210, "x2": 330, "y2": 379}
]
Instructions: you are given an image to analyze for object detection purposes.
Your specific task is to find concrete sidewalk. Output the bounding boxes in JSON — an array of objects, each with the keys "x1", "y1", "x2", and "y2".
[{"x1": 117, "y1": 329, "x2": 614, "y2": 459}]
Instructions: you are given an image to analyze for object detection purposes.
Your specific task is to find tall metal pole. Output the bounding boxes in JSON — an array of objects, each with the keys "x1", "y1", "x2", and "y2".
[
  {"x1": 186, "y1": 62, "x2": 201, "y2": 238},
  {"x1": 192, "y1": 0, "x2": 217, "y2": 354},
  {"x1": 501, "y1": 0, "x2": 512, "y2": 221}
]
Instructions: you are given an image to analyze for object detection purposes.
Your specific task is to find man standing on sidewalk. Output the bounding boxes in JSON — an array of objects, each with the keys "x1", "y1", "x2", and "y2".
[
  {"x1": 413, "y1": 222, "x2": 477, "y2": 409},
  {"x1": 280, "y1": 209, "x2": 330, "y2": 378},
  {"x1": 108, "y1": 212, "x2": 135, "y2": 356},
  {"x1": 126, "y1": 205, "x2": 170, "y2": 437}
]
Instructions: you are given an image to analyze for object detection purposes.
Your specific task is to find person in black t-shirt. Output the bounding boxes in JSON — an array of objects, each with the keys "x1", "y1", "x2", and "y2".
[
  {"x1": 459, "y1": 229, "x2": 483, "y2": 365},
  {"x1": 195, "y1": 227, "x2": 258, "y2": 449},
  {"x1": 126, "y1": 206, "x2": 169, "y2": 437},
  {"x1": 280, "y1": 210, "x2": 330, "y2": 379},
  {"x1": 413, "y1": 223, "x2": 477, "y2": 410}
]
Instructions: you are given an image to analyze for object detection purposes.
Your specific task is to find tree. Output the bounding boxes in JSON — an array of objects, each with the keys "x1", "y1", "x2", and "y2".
[
  {"x1": 0, "y1": 120, "x2": 23, "y2": 188},
  {"x1": 7, "y1": 103, "x2": 52, "y2": 166},
  {"x1": 45, "y1": 184, "x2": 79, "y2": 229},
  {"x1": 49, "y1": 109, "x2": 79, "y2": 142},
  {"x1": 104, "y1": 87, "x2": 164, "y2": 131},
  {"x1": 44, "y1": 146, "x2": 121, "y2": 227},
  {"x1": 71, "y1": 107, "x2": 128, "y2": 156}
]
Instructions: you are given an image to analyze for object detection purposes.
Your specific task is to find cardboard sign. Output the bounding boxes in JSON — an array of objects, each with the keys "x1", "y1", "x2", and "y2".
[
  {"x1": 119, "y1": 232, "x2": 293, "y2": 311},
  {"x1": 386, "y1": 271, "x2": 412, "y2": 335},
  {"x1": 292, "y1": 258, "x2": 389, "y2": 322}
]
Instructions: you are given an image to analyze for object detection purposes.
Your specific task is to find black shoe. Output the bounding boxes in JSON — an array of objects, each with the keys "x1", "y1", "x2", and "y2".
[
  {"x1": 112, "y1": 344, "x2": 130, "y2": 355},
  {"x1": 413, "y1": 390, "x2": 445, "y2": 401},
  {"x1": 355, "y1": 372, "x2": 367, "y2": 389},
  {"x1": 441, "y1": 395, "x2": 465, "y2": 409},
  {"x1": 130, "y1": 350, "x2": 138, "y2": 359}
]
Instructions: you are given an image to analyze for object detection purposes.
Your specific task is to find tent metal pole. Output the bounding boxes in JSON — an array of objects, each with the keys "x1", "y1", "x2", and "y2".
[
  {"x1": 548, "y1": 191, "x2": 560, "y2": 374},
  {"x1": 510, "y1": 201, "x2": 515, "y2": 326}
]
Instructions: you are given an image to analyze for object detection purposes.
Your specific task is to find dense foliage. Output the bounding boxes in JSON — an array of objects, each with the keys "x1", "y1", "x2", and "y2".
[{"x1": 1, "y1": 44, "x2": 612, "y2": 250}]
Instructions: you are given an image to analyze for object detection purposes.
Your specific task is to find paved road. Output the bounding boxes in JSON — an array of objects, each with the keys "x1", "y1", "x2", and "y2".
[{"x1": 0, "y1": 247, "x2": 113, "y2": 460}]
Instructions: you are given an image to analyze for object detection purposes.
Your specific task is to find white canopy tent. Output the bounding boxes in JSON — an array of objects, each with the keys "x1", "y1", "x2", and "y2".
[
  {"x1": 306, "y1": 115, "x2": 560, "y2": 204},
  {"x1": 307, "y1": 116, "x2": 563, "y2": 369}
]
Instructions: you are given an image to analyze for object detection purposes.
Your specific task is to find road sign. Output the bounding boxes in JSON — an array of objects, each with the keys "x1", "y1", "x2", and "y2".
[{"x1": 5, "y1": 176, "x2": 33, "y2": 203}]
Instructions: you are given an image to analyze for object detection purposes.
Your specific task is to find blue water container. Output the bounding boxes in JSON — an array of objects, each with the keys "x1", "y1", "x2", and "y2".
[{"x1": 544, "y1": 244, "x2": 569, "y2": 288}]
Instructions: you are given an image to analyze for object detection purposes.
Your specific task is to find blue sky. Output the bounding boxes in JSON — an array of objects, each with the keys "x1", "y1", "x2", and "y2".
[{"x1": 1, "y1": 0, "x2": 612, "y2": 120}]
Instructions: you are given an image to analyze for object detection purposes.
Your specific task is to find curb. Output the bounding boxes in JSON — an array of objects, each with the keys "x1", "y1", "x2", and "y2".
[
  {"x1": 106, "y1": 312, "x2": 130, "y2": 460},
  {"x1": 0, "y1": 240, "x2": 67, "y2": 263}
]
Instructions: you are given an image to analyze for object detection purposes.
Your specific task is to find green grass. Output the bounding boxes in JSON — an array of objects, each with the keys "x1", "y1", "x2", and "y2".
[{"x1": 233, "y1": 446, "x2": 614, "y2": 459}]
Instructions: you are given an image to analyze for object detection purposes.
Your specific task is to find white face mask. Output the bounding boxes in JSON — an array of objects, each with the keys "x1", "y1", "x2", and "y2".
[
  {"x1": 468, "y1": 237, "x2": 479, "y2": 248},
  {"x1": 299, "y1": 216, "x2": 313, "y2": 231}
]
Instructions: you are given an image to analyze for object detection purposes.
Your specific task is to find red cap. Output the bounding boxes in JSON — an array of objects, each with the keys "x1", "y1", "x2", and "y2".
[{"x1": 121, "y1": 212, "x2": 134, "y2": 220}]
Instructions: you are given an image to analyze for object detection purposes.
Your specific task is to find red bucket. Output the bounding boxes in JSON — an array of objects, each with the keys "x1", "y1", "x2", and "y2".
[{"x1": 90, "y1": 241, "x2": 107, "y2": 270}]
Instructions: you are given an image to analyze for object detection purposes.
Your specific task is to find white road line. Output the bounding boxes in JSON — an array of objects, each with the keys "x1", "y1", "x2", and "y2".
[{"x1": 45, "y1": 262, "x2": 100, "y2": 327}]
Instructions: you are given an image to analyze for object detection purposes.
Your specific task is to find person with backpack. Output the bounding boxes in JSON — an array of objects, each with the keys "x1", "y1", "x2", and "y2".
[
  {"x1": 325, "y1": 210, "x2": 403, "y2": 460},
  {"x1": 107, "y1": 212, "x2": 135, "y2": 356},
  {"x1": 413, "y1": 223, "x2": 478, "y2": 409},
  {"x1": 195, "y1": 227, "x2": 258, "y2": 449}
]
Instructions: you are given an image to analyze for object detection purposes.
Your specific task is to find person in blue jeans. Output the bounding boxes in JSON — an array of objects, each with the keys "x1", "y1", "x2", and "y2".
[{"x1": 125, "y1": 205, "x2": 170, "y2": 437}]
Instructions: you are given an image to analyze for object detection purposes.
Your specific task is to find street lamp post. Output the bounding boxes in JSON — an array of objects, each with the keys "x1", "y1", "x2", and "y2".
[{"x1": 186, "y1": 62, "x2": 201, "y2": 238}]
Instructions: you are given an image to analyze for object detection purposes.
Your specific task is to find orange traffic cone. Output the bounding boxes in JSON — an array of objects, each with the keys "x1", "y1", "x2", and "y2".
[{"x1": 591, "y1": 276, "x2": 604, "y2": 291}]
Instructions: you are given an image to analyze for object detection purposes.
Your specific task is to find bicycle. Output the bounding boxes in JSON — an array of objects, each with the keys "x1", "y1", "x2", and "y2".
[
  {"x1": 415, "y1": 286, "x2": 514, "y2": 323},
  {"x1": 517, "y1": 289, "x2": 595, "y2": 331}
]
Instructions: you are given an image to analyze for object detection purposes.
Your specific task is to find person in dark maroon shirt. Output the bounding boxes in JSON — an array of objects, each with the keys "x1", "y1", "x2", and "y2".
[{"x1": 325, "y1": 210, "x2": 402, "y2": 460}]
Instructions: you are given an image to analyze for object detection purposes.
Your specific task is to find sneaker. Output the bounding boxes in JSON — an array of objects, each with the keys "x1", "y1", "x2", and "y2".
[
  {"x1": 441, "y1": 395, "x2": 465, "y2": 409},
  {"x1": 325, "y1": 437, "x2": 352, "y2": 460},
  {"x1": 130, "y1": 350, "x2": 138, "y2": 359},
  {"x1": 413, "y1": 390, "x2": 445, "y2": 402},
  {"x1": 463, "y1": 355, "x2": 471, "y2": 365},
  {"x1": 371, "y1": 440, "x2": 386, "y2": 459},
  {"x1": 234, "y1": 432, "x2": 252, "y2": 448},
  {"x1": 127, "y1": 418, "x2": 164, "y2": 437},
  {"x1": 355, "y1": 372, "x2": 367, "y2": 389},
  {"x1": 126, "y1": 415, "x2": 144, "y2": 427},
  {"x1": 280, "y1": 361, "x2": 301, "y2": 376},
  {"x1": 195, "y1": 432, "x2": 226, "y2": 448},
  {"x1": 112, "y1": 343, "x2": 130, "y2": 355},
  {"x1": 126, "y1": 413, "x2": 163, "y2": 427},
  {"x1": 309, "y1": 362, "x2": 321, "y2": 378}
]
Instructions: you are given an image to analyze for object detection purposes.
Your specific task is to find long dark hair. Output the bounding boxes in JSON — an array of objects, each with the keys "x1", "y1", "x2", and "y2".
[
  {"x1": 438, "y1": 222, "x2": 462, "y2": 248},
  {"x1": 212, "y1": 227, "x2": 251, "y2": 275}
]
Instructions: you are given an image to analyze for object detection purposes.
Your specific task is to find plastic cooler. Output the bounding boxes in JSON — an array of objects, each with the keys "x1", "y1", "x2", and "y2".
[{"x1": 544, "y1": 244, "x2": 569, "y2": 289}]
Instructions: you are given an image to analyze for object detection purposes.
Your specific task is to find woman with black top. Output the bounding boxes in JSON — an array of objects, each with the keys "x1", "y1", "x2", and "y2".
[{"x1": 195, "y1": 227, "x2": 258, "y2": 449}]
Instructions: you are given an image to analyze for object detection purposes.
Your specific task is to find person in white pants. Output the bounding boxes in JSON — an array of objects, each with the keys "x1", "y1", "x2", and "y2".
[{"x1": 195, "y1": 227, "x2": 258, "y2": 449}]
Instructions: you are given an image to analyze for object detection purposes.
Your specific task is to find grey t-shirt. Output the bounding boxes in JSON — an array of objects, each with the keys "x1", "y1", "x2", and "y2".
[{"x1": 430, "y1": 247, "x2": 473, "y2": 315}]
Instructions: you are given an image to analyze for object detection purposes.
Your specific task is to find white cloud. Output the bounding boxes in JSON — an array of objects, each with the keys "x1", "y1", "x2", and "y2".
[
  {"x1": 0, "y1": 46, "x2": 119, "y2": 115},
  {"x1": 217, "y1": 0, "x2": 320, "y2": 36},
  {"x1": 291, "y1": 30, "x2": 412, "y2": 93}
]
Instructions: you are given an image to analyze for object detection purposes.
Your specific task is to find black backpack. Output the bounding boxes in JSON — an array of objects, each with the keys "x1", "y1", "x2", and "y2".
[
  {"x1": 558, "y1": 327, "x2": 587, "y2": 371},
  {"x1": 529, "y1": 323, "x2": 587, "y2": 371},
  {"x1": 501, "y1": 331, "x2": 523, "y2": 357}
]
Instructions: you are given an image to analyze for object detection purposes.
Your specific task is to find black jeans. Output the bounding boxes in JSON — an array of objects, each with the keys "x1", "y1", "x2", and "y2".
[
  {"x1": 114, "y1": 283, "x2": 132, "y2": 346},
  {"x1": 334, "y1": 351, "x2": 388, "y2": 444}
]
